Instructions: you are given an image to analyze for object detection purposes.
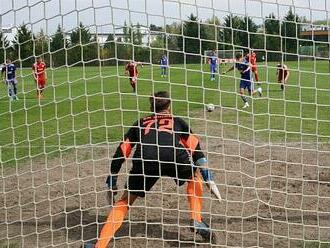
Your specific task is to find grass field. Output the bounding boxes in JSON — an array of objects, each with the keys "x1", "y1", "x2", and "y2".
[{"x1": 0, "y1": 60, "x2": 329, "y2": 165}]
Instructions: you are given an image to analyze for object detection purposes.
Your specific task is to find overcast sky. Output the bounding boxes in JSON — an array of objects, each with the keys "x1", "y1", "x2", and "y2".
[{"x1": 0, "y1": 0, "x2": 329, "y2": 38}]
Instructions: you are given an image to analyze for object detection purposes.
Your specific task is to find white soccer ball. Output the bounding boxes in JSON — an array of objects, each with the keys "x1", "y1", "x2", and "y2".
[
  {"x1": 257, "y1": 87, "x2": 262, "y2": 94},
  {"x1": 206, "y1": 103, "x2": 215, "y2": 112}
]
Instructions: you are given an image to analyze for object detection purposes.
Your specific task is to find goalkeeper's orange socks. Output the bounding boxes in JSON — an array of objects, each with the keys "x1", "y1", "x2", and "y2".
[
  {"x1": 187, "y1": 176, "x2": 203, "y2": 222},
  {"x1": 95, "y1": 199, "x2": 129, "y2": 248}
]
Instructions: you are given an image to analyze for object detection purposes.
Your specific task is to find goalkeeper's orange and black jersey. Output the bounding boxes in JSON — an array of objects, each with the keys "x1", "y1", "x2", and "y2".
[{"x1": 110, "y1": 114, "x2": 205, "y2": 175}]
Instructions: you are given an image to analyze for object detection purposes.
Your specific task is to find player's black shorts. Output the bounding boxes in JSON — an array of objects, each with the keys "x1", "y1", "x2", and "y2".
[{"x1": 127, "y1": 159, "x2": 195, "y2": 197}]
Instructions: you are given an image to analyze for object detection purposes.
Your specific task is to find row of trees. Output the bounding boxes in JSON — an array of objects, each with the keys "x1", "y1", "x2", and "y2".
[
  {"x1": 0, "y1": 23, "x2": 99, "y2": 67},
  {"x1": 0, "y1": 9, "x2": 318, "y2": 67}
]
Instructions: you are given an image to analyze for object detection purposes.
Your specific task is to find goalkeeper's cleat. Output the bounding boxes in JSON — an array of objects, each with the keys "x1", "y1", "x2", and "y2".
[
  {"x1": 13, "y1": 95, "x2": 19, "y2": 101},
  {"x1": 242, "y1": 102, "x2": 249, "y2": 109},
  {"x1": 190, "y1": 219, "x2": 217, "y2": 244}
]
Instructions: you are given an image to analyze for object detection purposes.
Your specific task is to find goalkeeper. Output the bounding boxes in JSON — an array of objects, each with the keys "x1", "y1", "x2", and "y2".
[{"x1": 95, "y1": 91, "x2": 217, "y2": 247}]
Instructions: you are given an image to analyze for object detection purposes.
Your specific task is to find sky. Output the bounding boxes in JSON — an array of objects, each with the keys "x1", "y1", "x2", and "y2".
[{"x1": 0, "y1": 0, "x2": 329, "y2": 40}]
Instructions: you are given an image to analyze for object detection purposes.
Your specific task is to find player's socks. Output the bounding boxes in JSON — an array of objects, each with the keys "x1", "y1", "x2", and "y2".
[
  {"x1": 95, "y1": 199, "x2": 129, "y2": 248},
  {"x1": 281, "y1": 84, "x2": 284, "y2": 90},
  {"x1": 241, "y1": 96, "x2": 249, "y2": 108},
  {"x1": 187, "y1": 176, "x2": 203, "y2": 222},
  {"x1": 255, "y1": 73, "x2": 259, "y2": 82},
  {"x1": 131, "y1": 84, "x2": 136, "y2": 93},
  {"x1": 13, "y1": 84, "x2": 17, "y2": 95},
  {"x1": 241, "y1": 95, "x2": 248, "y2": 103},
  {"x1": 8, "y1": 88, "x2": 12, "y2": 98}
]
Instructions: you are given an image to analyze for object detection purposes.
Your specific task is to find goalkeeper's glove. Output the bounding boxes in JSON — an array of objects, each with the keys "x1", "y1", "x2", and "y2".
[
  {"x1": 106, "y1": 175, "x2": 118, "y2": 190},
  {"x1": 195, "y1": 157, "x2": 221, "y2": 201},
  {"x1": 106, "y1": 175, "x2": 118, "y2": 205},
  {"x1": 200, "y1": 167, "x2": 214, "y2": 182},
  {"x1": 195, "y1": 157, "x2": 214, "y2": 182}
]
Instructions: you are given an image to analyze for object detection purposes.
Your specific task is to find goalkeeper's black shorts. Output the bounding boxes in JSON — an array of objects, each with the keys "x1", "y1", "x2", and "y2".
[{"x1": 126, "y1": 159, "x2": 196, "y2": 197}]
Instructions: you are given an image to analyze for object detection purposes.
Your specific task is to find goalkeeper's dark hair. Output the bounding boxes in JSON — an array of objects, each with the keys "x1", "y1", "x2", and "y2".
[
  {"x1": 235, "y1": 53, "x2": 243, "y2": 60},
  {"x1": 150, "y1": 91, "x2": 171, "y2": 113}
]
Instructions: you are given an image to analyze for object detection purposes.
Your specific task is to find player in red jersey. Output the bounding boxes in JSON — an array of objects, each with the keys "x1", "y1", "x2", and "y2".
[
  {"x1": 32, "y1": 57, "x2": 47, "y2": 98},
  {"x1": 246, "y1": 50, "x2": 262, "y2": 96},
  {"x1": 125, "y1": 61, "x2": 143, "y2": 92},
  {"x1": 277, "y1": 63, "x2": 289, "y2": 90},
  {"x1": 247, "y1": 51, "x2": 259, "y2": 82}
]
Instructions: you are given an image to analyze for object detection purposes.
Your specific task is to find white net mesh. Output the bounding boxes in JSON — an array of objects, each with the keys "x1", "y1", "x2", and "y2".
[{"x1": 0, "y1": 0, "x2": 330, "y2": 247}]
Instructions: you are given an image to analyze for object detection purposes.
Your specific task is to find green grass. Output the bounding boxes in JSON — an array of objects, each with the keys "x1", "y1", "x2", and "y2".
[{"x1": 0, "y1": 60, "x2": 329, "y2": 165}]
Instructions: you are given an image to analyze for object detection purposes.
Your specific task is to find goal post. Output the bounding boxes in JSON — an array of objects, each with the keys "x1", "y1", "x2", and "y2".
[{"x1": 1, "y1": 0, "x2": 330, "y2": 248}]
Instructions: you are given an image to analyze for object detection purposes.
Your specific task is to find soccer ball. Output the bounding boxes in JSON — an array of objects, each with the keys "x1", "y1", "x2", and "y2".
[
  {"x1": 257, "y1": 87, "x2": 262, "y2": 94},
  {"x1": 206, "y1": 103, "x2": 215, "y2": 112}
]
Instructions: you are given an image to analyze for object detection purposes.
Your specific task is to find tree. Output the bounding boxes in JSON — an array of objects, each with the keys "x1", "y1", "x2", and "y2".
[
  {"x1": 282, "y1": 8, "x2": 300, "y2": 58},
  {"x1": 12, "y1": 24, "x2": 34, "y2": 66},
  {"x1": 83, "y1": 34, "x2": 99, "y2": 65},
  {"x1": 150, "y1": 24, "x2": 162, "y2": 32},
  {"x1": 200, "y1": 16, "x2": 222, "y2": 52},
  {"x1": 116, "y1": 21, "x2": 134, "y2": 61},
  {"x1": 223, "y1": 14, "x2": 258, "y2": 49},
  {"x1": 132, "y1": 23, "x2": 149, "y2": 62},
  {"x1": 50, "y1": 25, "x2": 67, "y2": 66},
  {"x1": 223, "y1": 14, "x2": 243, "y2": 49},
  {"x1": 35, "y1": 29, "x2": 50, "y2": 64},
  {"x1": 178, "y1": 14, "x2": 201, "y2": 62},
  {"x1": 242, "y1": 16, "x2": 258, "y2": 48},
  {"x1": 133, "y1": 23, "x2": 143, "y2": 45},
  {"x1": 70, "y1": 22, "x2": 92, "y2": 45},
  {"x1": 103, "y1": 33, "x2": 116, "y2": 63},
  {"x1": 68, "y1": 22, "x2": 96, "y2": 65},
  {"x1": 0, "y1": 31, "x2": 10, "y2": 63},
  {"x1": 264, "y1": 13, "x2": 281, "y2": 61},
  {"x1": 50, "y1": 25, "x2": 66, "y2": 51},
  {"x1": 123, "y1": 21, "x2": 132, "y2": 43}
]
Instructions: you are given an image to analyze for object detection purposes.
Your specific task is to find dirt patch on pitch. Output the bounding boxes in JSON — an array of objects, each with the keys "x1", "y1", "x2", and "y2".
[{"x1": 1, "y1": 112, "x2": 330, "y2": 247}]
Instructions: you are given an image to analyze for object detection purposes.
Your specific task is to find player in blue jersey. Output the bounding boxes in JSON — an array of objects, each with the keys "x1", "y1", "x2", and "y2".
[
  {"x1": 1, "y1": 59, "x2": 18, "y2": 101},
  {"x1": 223, "y1": 53, "x2": 252, "y2": 109},
  {"x1": 208, "y1": 50, "x2": 218, "y2": 81},
  {"x1": 160, "y1": 54, "x2": 168, "y2": 77}
]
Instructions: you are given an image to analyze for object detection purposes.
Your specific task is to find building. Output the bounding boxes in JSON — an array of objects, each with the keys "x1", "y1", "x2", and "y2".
[{"x1": 300, "y1": 26, "x2": 329, "y2": 42}]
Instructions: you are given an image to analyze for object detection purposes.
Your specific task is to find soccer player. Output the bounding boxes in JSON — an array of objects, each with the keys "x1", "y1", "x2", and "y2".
[
  {"x1": 125, "y1": 60, "x2": 142, "y2": 93},
  {"x1": 223, "y1": 53, "x2": 252, "y2": 109},
  {"x1": 277, "y1": 63, "x2": 289, "y2": 90},
  {"x1": 160, "y1": 54, "x2": 168, "y2": 77},
  {"x1": 208, "y1": 50, "x2": 218, "y2": 81},
  {"x1": 94, "y1": 91, "x2": 216, "y2": 248},
  {"x1": 1, "y1": 59, "x2": 18, "y2": 101},
  {"x1": 32, "y1": 57, "x2": 47, "y2": 99},
  {"x1": 246, "y1": 50, "x2": 262, "y2": 96}
]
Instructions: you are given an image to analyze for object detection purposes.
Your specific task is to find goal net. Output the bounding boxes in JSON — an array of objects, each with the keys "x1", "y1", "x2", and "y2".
[{"x1": 1, "y1": 0, "x2": 330, "y2": 247}]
